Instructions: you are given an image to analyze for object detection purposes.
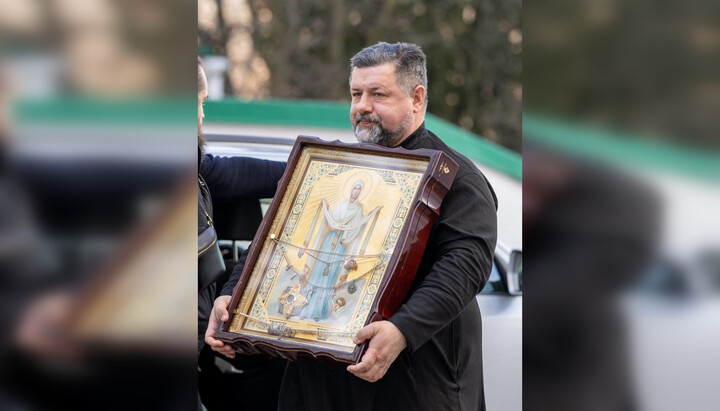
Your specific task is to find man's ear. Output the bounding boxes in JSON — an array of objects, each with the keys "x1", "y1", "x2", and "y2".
[{"x1": 411, "y1": 85, "x2": 426, "y2": 113}]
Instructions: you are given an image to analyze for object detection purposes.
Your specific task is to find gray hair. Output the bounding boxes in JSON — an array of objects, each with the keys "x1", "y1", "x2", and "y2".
[{"x1": 350, "y1": 42, "x2": 428, "y2": 108}]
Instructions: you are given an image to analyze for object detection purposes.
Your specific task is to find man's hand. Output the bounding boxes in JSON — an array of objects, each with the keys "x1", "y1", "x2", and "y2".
[
  {"x1": 347, "y1": 320, "x2": 407, "y2": 382},
  {"x1": 204, "y1": 295, "x2": 236, "y2": 359}
]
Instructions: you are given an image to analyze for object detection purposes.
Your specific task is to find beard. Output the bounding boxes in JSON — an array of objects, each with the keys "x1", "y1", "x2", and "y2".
[{"x1": 353, "y1": 112, "x2": 412, "y2": 147}]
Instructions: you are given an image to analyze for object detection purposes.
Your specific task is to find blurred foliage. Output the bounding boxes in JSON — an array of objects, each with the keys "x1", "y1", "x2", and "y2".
[
  {"x1": 1, "y1": 0, "x2": 195, "y2": 97},
  {"x1": 525, "y1": 0, "x2": 720, "y2": 151},
  {"x1": 199, "y1": 0, "x2": 522, "y2": 152}
]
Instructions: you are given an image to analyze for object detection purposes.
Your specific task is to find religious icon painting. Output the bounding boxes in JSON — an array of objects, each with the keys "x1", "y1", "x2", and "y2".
[{"x1": 215, "y1": 137, "x2": 458, "y2": 364}]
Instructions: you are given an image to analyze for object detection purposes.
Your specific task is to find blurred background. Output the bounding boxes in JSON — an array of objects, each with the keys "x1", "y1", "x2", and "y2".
[
  {"x1": 197, "y1": 0, "x2": 522, "y2": 153},
  {"x1": 1, "y1": 0, "x2": 197, "y2": 410},
  {"x1": 524, "y1": 1, "x2": 720, "y2": 410}
]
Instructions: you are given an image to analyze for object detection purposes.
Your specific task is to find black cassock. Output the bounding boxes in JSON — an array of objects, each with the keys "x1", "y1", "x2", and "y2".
[{"x1": 278, "y1": 124, "x2": 498, "y2": 411}]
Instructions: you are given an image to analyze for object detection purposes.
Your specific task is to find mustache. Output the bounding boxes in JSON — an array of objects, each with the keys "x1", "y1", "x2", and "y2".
[{"x1": 354, "y1": 114, "x2": 381, "y2": 126}]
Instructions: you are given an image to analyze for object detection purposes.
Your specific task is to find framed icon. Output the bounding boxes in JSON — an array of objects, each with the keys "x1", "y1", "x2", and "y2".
[{"x1": 215, "y1": 137, "x2": 457, "y2": 364}]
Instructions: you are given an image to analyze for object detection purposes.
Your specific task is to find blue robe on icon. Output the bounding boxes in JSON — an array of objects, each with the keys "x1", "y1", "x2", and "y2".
[{"x1": 302, "y1": 189, "x2": 380, "y2": 321}]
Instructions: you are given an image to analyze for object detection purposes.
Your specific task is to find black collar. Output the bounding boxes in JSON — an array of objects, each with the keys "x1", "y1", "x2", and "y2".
[{"x1": 399, "y1": 122, "x2": 427, "y2": 150}]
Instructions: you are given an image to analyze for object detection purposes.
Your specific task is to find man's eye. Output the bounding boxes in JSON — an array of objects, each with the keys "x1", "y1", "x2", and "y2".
[
  {"x1": 374, "y1": 93, "x2": 385, "y2": 97},
  {"x1": 351, "y1": 93, "x2": 361, "y2": 98}
]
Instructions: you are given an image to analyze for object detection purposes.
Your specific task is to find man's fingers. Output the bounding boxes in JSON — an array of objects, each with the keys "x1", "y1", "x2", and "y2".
[
  {"x1": 205, "y1": 336, "x2": 224, "y2": 347},
  {"x1": 215, "y1": 344, "x2": 236, "y2": 358},
  {"x1": 347, "y1": 321, "x2": 405, "y2": 382},
  {"x1": 362, "y1": 367, "x2": 382, "y2": 382},
  {"x1": 204, "y1": 325, "x2": 231, "y2": 349},
  {"x1": 206, "y1": 296, "x2": 231, "y2": 344},
  {"x1": 214, "y1": 305, "x2": 229, "y2": 322},
  {"x1": 217, "y1": 346, "x2": 235, "y2": 356},
  {"x1": 347, "y1": 350, "x2": 376, "y2": 374},
  {"x1": 220, "y1": 307, "x2": 229, "y2": 322},
  {"x1": 205, "y1": 297, "x2": 238, "y2": 359},
  {"x1": 213, "y1": 296, "x2": 231, "y2": 322},
  {"x1": 205, "y1": 314, "x2": 220, "y2": 343},
  {"x1": 353, "y1": 323, "x2": 378, "y2": 344},
  {"x1": 351, "y1": 363, "x2": 384, "y2": 382},
  {"x1": 206, "y1": 338, "x2": 235, "y2": 357},
  {"x1": 363, "y1": 360, "x2": 389, "y2": 382}
]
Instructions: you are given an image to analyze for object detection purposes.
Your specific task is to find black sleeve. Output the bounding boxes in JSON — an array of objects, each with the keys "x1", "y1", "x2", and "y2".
[
  {"x1": 221, "y1": 248, "x2": 250, "y2": 296},
  {"x1": 388, "y1": 171, "x2": 497, "y2": 352},
  {"x1": 200, "y1": 154, "x2": 286, "y2": 201}
]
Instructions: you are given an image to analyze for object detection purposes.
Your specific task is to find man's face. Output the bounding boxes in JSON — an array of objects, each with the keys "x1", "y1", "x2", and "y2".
[{"x1": 350, "y1": 63, "x2": 414, "y2": 147}]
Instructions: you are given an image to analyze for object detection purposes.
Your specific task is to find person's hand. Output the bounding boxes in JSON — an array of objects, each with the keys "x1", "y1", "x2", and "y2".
[
  {"x1": 204, "y1": 295, "x2": 236, "y2": 359},
  {"x1": 347, "y1": 320, "x2": 407, "y2": 382},
  {"x1": 15, "y1": 292, "x2": 78, "y2": 359}
]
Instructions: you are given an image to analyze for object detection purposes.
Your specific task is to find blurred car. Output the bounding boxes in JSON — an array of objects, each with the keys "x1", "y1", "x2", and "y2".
[
  {"x1": 205, "y1": 133, "x2": 523, "y2": 411},
  {"x1": 622, "y1": 252, "x2": 720, "y2": 411}
]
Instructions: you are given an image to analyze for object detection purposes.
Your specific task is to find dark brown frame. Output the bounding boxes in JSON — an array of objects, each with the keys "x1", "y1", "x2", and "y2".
[{"x1": 215, "y1": 137, "x2": 458, "y2": 364}]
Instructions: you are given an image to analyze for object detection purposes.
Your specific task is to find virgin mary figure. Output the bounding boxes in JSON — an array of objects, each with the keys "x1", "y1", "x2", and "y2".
[{"x1": 300, "y1": 180, "x2": 382, "y2": 321}]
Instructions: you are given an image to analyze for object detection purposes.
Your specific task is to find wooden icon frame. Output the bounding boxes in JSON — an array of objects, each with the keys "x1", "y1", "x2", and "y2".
[{"x1": 215, "y1": 137, "x2": 457, "y2": 364}]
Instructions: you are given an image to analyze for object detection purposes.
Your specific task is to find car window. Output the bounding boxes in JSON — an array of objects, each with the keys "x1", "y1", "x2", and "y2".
[
  {"x1": 480, "y1": 260, "x2": 505, "y2": 294},
  {"x1": 634, "y1": 259, "x2": 690, "y2": 296}
]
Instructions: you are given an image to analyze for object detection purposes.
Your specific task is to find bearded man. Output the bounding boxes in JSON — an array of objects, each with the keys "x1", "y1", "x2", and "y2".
[{"x1": 206, "y1": 42, "x2": 497, "y2": 410}]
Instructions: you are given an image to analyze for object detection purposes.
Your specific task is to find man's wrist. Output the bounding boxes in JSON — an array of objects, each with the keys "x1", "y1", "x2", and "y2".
[{"x1": 388, "y1": 316, "x2": 413, "y2": 353}]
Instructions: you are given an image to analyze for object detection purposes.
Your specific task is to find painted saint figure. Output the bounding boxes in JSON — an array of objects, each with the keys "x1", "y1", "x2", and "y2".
[{"x1": 300, "y1": 180, "x2": 381, "y2": 321}]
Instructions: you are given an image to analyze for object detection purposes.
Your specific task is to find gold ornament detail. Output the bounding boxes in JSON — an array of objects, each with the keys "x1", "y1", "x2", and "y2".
[
  {"x1": 278, "y1": 283, "x2": 308, "y2": 319},
  {"x1": 439, "y1": 161, "x2": 450, "y2": 175},
  {"x1": 343, "y1": 259, "x2": 358, "y2": 270}
]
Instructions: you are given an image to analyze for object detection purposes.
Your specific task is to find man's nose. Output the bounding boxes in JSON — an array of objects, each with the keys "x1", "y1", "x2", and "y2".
[{"x1": 356, "y1": 93, "x2": 372, "y2": 114}]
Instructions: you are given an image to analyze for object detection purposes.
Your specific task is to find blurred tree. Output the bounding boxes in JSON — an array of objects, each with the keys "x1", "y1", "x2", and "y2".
[
  {"x1": 524, "y1": 0, "x2": 720, "y2": 150},
  {"x1": 199, "y1": 0, "x2": 521, "y2": 152}
]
